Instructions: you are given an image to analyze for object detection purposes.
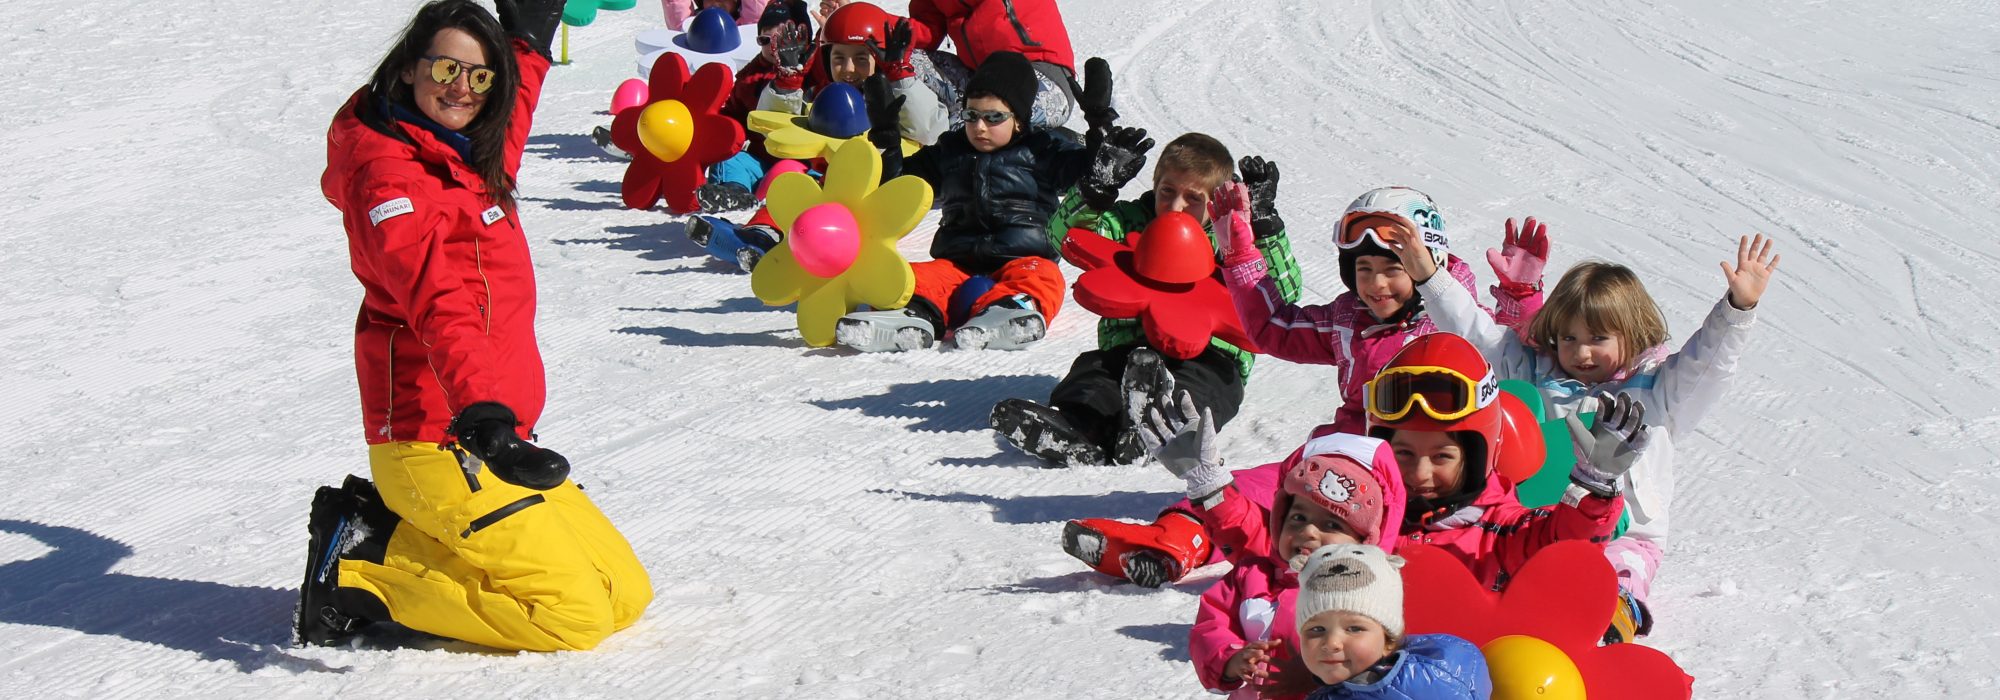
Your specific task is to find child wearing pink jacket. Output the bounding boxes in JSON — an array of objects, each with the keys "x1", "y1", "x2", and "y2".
[{"x1": 1173, "y1": 433, "x2": 1405, "y2": 699}]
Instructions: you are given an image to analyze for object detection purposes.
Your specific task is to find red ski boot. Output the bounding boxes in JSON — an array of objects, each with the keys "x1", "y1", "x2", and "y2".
[{"x1": 1061, "y1": 512, "x2": 1212, "y2": 588}]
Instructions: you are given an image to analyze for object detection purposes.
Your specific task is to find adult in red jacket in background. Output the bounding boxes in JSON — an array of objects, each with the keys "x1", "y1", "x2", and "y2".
[
  {"x1": 304, "y1": 0, "x2": 651, "y2": 652},
  {"x1": 906, "y1": 0, "x2": 1080, "y2": 131}
]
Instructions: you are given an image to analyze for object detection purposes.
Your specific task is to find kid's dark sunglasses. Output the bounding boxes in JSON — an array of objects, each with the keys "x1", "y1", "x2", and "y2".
[
  {"x1": 960, "y1": 108, "x2": 1013, "y2": 126},
  {"x1": 423, "y1": 55, "x2": 496, "y2": 95}
]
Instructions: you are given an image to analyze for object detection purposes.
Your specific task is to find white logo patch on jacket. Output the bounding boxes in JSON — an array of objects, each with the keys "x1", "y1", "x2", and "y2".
[
  {"x1": 482, "y1": 205, "x2": 505, "y2": 225},
  {"x1": 368, "y1": 197, "x2": 414, "y2": 226}
]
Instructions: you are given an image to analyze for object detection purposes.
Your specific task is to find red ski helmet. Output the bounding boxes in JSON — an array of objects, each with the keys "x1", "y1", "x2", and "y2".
[
  {"x1": 821, "y1": 2, "x2": 894, "y2": 45},
  {"x1": 1365, "y1": 332, "x2": 1503, "y2": 492}
]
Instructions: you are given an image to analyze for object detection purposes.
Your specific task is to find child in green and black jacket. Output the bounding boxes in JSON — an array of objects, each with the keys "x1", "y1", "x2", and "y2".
[{"x1": 989, "y1": 132, "x2": 1302, "y2": 466}]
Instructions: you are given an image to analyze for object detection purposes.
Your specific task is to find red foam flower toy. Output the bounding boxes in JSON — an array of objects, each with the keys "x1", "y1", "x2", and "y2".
[
  {"x1": 1401, "y1": 540, "x2": 1694, "y2": 699},
  {"x1": 609, "y1": 52, "x2": 744, "y2": 213},
  {"x1": 1062, "y1": 211, "x2": 1257, "y2": 360}
]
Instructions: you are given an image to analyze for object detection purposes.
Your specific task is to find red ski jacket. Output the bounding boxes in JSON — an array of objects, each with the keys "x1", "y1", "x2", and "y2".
[
  {"x1": 321, "y1": 40, "x2": 551, "y2": 445},
  {"x1": 908, "y1": 0, "x2": 1074, "y2": 72}
]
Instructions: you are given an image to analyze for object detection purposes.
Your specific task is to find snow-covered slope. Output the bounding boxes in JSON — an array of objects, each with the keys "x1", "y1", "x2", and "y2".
[{"x1": 4, "y1": 0, "x2": 1998, "y2": 696}]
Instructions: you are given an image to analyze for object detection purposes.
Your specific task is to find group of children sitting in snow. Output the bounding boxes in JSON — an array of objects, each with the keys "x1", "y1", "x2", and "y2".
[{"x1": 626, "y1": 2, "x2": 1782, "y2": 697}]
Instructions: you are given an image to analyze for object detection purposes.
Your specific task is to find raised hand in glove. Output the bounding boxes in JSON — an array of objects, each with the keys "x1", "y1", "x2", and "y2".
[
  {"x1": 1079, "y1": 57, "x2": 1118, "y2": 132},
  {"x1": 1139, "y1": 390, "x2": 1232, "y2": 502},
  {"x1": 495, "y1": 0, "x2": 566, "y2": 60},
  {"x1": 450, "y1": 402, "x2": 570, "y2": 490},
  {"x1": 862, "y1": 73, "x2": 905, "y2": 151},
  {"x1": 864, "y1": 18, "x2": 915, "y2": 80},
  {"x1": 1207, "y1": 180, "x2": 1259, "y2": 267},
  {"x1": 1488, "y1": 217, "x2": 1550, "y2": 297},
  {"x1": 1078, "y1": 125, "x2": 1153, "y2": 211},
  {"x1": 1238, "y1": 156, "x2": 1283, "y2": 237},
  {"x1": 774, "y1": 22, "x2": 814, "y2": 72},
  {"x1": 1565, "y1": 392, "x2": 1649, "y2": 497}
]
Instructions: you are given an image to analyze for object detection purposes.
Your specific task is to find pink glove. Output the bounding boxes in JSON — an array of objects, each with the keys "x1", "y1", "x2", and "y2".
[
  {"x1": 1487, "y1": 216, "x2": 1550, "y2": 297},
  {"x1": 1209, "y1": 181, "x2": 1259, "y2": 267}
]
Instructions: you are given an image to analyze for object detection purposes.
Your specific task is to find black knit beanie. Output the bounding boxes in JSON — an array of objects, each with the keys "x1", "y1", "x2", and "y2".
[
  {"x1": 758, "y1": 0, "x2": 809, "y2": 33},
  {"x1": 964, "y1": 50, "x2": 1038, "y2": 127}
]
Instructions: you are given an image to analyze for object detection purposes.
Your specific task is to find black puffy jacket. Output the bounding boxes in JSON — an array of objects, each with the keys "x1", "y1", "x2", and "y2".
[{"x1": 890, "y1": 129, "x2": 1091, "y2": 274}]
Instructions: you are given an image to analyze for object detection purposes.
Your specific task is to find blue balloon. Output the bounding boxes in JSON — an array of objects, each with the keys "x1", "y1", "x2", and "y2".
[
  {"x1": 808, "y1": 83, "x2": 871, "y2": 139},
  {"x1": 687, "y1": 7, "x2": 740, "y2": 53}
]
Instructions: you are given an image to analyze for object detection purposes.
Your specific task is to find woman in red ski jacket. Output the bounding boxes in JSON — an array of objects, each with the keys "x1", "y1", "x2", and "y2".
[{"x1": 303, "y1": 0, "x2": 650, "y2": 653}]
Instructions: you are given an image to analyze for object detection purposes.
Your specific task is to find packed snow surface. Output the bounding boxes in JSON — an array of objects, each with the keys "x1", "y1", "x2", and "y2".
[{"x1": 4, "y1": 0, "x2": 1999, "y2": 697}]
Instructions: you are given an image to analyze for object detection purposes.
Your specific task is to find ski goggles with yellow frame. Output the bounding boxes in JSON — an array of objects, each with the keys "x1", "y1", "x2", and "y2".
[{"x1": 1364, "y1": 364, "x2": 1499, "y2": 422}]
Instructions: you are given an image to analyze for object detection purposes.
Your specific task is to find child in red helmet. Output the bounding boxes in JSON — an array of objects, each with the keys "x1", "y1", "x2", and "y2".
[
  {"x1": 757, "y1": 2, "x2": 947, "y2": 146},
  {"x1": 1363, "y1": 332, "x2": 1636, "y2": 590}
]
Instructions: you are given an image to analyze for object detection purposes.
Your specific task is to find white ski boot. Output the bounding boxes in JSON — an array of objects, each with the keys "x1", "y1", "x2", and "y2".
[
  {"x1": 836, "y1": 308, "x2": 937, "y2": 352},
  {"x1": 954, "y1": 297, "x2": 1046, "y2": 351}
]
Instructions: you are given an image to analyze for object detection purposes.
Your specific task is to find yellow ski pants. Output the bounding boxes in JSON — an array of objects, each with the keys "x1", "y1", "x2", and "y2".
[{"x1": 336, "y1": 441, "x2": 652, "y2": 651}]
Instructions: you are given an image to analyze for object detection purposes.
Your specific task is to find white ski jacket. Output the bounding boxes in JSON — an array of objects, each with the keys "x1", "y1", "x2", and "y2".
[{"x1": 1415, "y1": 272, "x2": 1760, "y2": 542}]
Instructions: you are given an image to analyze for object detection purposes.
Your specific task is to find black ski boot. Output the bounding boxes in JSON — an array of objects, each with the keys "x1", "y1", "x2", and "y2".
[
  {"x1": 295, "y1": 476, "x2": 395, "y2": 648},
  {"x1": 695, "y1": 182, "x2": 757, "y2": 213},
  {"x1": 1112, "y1": 348, "x2": 1174, "y2": 465},
  {"x1": 991, "y1": 399, "x2": 1107, "y2": 467}
]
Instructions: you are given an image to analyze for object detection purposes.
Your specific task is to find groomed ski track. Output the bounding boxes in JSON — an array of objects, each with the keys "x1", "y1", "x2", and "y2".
[{"x1": 3, "y1": 0, "x2": 1999, "y2": 696}]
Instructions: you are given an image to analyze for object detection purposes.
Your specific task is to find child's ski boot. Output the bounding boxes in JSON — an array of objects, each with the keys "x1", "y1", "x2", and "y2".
[
  {"x1": 685, "y1": 215, "x2": 780, "y2": 273},
  {"x1": 695, "y1": 182, "x2": 757, "y2": 213},
  {"x1": 1603, "y1": 586, "x2": 1654, "y2": 644},
  {"x1": 591, "y1": 125, "x2": 629, "y2": 160},
  {"x1": 1112, "y1": 348, "x2": 1175, "y2": 465},
  {"x1": 1062, "y1": 511, "x2": 1211, "y2": 588},
  {"x1": 954, "y1": 295, "x2": 1045, "y2": 351},
  {"x1": 991, "y1": 398, "x2": 1106, "y2": 467},
  {"x1": 836, "y1": 307, "x2": 939, "y2": 352},
  {"x1": 295, "y1": 475, "x2": 395, "y2": 647}
]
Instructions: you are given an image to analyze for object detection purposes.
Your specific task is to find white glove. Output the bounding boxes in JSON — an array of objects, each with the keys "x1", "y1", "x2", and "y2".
[
  {"x1": 1565, "y1": 391, "x2": 1650, "y2": 497},
  {"x1": 1140, "y1": 390, "x2": 1231, "y2": 502}
]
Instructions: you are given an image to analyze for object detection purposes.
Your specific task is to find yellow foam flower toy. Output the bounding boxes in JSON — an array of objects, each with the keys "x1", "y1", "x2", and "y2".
[
  {"x1": 745, "y1": 83, "x2": 922, "y2": 161},
  {"x1": 750, "y1": 136, "x2": 932, "y2": 347}
]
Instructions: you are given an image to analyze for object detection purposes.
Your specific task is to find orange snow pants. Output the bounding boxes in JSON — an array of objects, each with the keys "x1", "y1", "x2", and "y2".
[
  {"x1": 335, "y1": 441, "x2": 652, "y2": 651},
  {"x1": 911, "y1": 256, "x2": 1065, "y2": 327}
]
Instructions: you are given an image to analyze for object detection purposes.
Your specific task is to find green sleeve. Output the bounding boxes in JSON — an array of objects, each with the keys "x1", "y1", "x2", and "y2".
[
  {"x1": 1255, "y1": 221, "x2": 1304, "y2": 304},
  {"x1": 1047, "y1": 188, "x2": 1153, "y2": 254}
]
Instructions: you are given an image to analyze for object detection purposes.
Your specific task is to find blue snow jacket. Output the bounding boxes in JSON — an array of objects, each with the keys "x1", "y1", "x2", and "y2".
[{"x1": 1304, "y1": 634, "x2": 1492, "y2": 700}]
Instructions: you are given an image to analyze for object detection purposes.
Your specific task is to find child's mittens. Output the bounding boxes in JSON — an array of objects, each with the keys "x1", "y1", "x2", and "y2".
[
  {"x1": 1238, "y1": 156, "x2": 1285, "y2": 239},
  {"x1": 772, "y1": 23, "x2": 813, "y2": 87},
  {"x1": 1079, "y1": 125, "x2": 1154, "y2": 211},
  {"x1": 1487, "y1": 216, "x2": 1550, "y2": 298},
  {"x1": 1141, "y1": 390, "x2": 1232, "y2": 501},
  {"x1": 864, "y1": 18, "x2": 916, "y2": 80},
  {"x1": 1080, "y1": 57, "x2": 1118, "y2": 132},
  {"x1": 1564, "y1": 391, "x2": 1650, "y2": 497}
]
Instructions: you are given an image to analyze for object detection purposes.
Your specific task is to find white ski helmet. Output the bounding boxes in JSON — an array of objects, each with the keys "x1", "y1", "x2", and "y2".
[{"x1": 1336, "y1": 187, "x2": 1450, "y2": 290}]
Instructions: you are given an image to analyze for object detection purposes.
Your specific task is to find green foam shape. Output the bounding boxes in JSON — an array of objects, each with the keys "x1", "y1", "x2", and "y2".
[{"x1": 1499, "y1": 379, "x2": 1629, "y2": 539}]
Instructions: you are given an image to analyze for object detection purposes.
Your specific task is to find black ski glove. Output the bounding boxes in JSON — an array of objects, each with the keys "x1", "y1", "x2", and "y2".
[
  {"x1": 450, "y1": 402, "x2": 570, "y2": 490},
  {"x1": 865, "y1": 18, "x2": 914, "y2": 68},
  {"x1": 773, "y1": 22, "x2": 813, "y2": 72},
  {"x1": 1079, "y1": 126, "x2": 1153, "y2": 212},
  {"x1": 863, "y1": 73, "x2": 905, "y2": 150},
  {"x1": 495, "y1": 0, "x2": 566, "y2": 61},
  {"x1": 1239, "y1": 155, "x2": 1284, "y2": 239},
  {"x1": 1079, "y1": 57, "x2": 1117, "y2": 132}
]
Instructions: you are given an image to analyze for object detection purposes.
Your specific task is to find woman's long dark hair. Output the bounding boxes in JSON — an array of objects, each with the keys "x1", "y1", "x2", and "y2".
[{"x1": 359, "y1": 0, "x2": 519, "y2": 206}]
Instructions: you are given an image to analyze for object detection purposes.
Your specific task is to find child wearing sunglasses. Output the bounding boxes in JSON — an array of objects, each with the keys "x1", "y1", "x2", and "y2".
[
  {"x1": 989, "y1": 135, "x2": 1301, "y2": 468},
  {"x1": 1392, "y1": 233, "x2": 1778, "y2": 641},
  {"x1": 836, "y1": 50, "x2": 1117, "y2": 352}
]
